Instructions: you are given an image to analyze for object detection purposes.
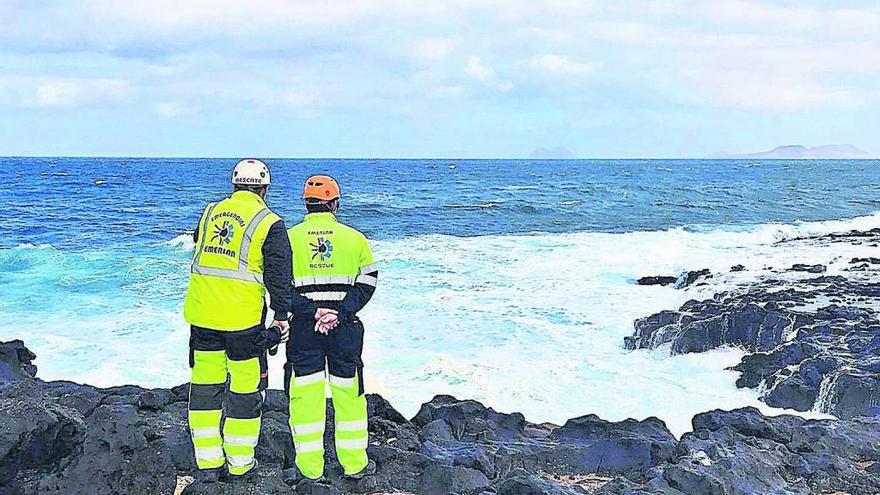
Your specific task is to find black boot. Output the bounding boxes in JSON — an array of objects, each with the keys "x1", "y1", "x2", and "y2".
[
  {"x1": 227, "y1": 459, "x2": 260, "y2": 482},
  {"x1": 283, "y1": 465, "x2": 327, "y2": 486},
  {"x1": 195, "y1": 466, "x2": 224, "y2": 483},
  {"x1": 343, "y1": 459, "x2": 376, "y2": 480}
]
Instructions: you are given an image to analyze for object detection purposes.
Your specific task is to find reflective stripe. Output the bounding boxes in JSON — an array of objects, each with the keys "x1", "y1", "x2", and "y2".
[
  {"x1": 336, "y1": 419, "x2": 368, "y2": 431},
  {"x1": 192, "y1": 265, "x2": 264, "y2": 283},
  {"x1": 191, "y1": 427, "x2": 221, "y2": 439},
  {"x1": 329, "y1": 374, "x2": 356, "y2": 388},
  {"x1": 227, "y1": 455, "x2": 255, "y2": 468},
  {"x1": 191, "y1": 205, "x2": 271, "y2": 284},
  {"x1": 195, "y1": 446, "x2": 224, "y2": 460},
  {"x1": 358, "y1": 262, "x2": 378, "y2": 275},
  {"x1": 294, "y1": 275, "x2": 354, "y2": 287},
  {"x1": 292, "y1": 421, "x2": 326, "y2": 436},
  {"x1": 238, "y1": 208, "x2": 271, "y2": 271},
  {"x1": 354, "y1": 274, "x2": 377, "y2": 287},
  {"x1": 295, "y1": 371, "x2": 325, "y2": 387},
  {"x1": 224, "y1": 435, "x2": 258, "y2": 447},
  {"x1": 192, "y1": 203, "x2": 218, "y2": 267},
  {"x1": 295, "y1": 439, "x2": 325, "y2": 453},
  {"x1": 302, "y1": 291, "x2": 346, "y2": 301},
  {"x1": 335, "y1": 437, "x2": 368, "y2": 450}
]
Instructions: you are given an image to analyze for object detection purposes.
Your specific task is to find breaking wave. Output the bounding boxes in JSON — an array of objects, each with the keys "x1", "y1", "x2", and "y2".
[{"x1": 4, "y1": 212, "x2": 878, "y2": 434}]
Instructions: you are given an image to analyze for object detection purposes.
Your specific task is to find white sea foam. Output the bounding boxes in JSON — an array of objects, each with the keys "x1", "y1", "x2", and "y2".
[
  {"x1": 163, "y1": 234, "x2": 195, "y2": 250},
  {"x1": 3, "y1": 213, "x2": 879, "y2": 436},
  {"x1": 355, "y1": 212, "x2": 880, "y2": 435},
  {"x1": 14, "y1": 243, "x2": 55, "y2": 250},
  {"x1": 500, "y1": 185, "x2": 540, "y2": 191}
]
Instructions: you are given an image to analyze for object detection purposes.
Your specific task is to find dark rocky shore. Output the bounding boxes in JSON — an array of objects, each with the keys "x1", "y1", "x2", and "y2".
[
  {"x1": 2, "y1": 230, "x2": 879, "y2": 494},
  {"x1": 2, "y1": 337, "x2": 879, "y2": 494},
  {"x1": 628, "y1": 229, "x2": 880, "y2": 420}
]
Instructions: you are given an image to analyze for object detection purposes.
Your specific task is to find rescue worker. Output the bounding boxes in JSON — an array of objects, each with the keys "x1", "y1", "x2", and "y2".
[
  {"x1": 285, "y1": 175, "x2": 378, "y2": 483},
  {"x1": 183, "y1": 159, "x2": 292, "y2": 482}
]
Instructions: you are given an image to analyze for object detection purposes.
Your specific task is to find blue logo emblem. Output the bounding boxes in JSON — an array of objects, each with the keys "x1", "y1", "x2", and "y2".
[
  {"x1": 310, "y1": 237, "x2": 333, "y2": 261},
  {"x1": 211, "y1": 220, "x2": 235, "y2": 245}
]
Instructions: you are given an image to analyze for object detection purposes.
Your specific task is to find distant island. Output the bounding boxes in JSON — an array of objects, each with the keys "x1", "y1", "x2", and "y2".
[
  {"x1": 716, "y1": 144, "x2": 871, "y2": 159},
  {"x1": 529, "y1": 147, "x2": 576, "y2": 159}
]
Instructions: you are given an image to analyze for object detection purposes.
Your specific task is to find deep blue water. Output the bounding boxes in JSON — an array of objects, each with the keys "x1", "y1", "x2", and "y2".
[
  {"x1": 2, "y1": 157, "x2": 879, "y2": 433},
  {"x1": 3, "y1": 158, "x2": 879, "y2": 249}
]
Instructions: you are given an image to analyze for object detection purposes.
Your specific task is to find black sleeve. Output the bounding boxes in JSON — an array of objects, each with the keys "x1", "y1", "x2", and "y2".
[
  {"x1": 291, "y1": 289, "x2": 318, "y2": 322},
  {"x1": 339, "y1": 271, "x2": 378, "y2": 323},
  {"x1": 261, "y1": 219, "x2": 292, "y2": 321},
  {"x1": 193, "y1": 203, "x2": 211, "y2": 243}
]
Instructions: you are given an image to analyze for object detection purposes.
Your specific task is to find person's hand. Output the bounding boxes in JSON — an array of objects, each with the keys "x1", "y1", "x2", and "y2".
[
  {"x1": 314, "y1": 311, "x2": 339, "y2": 335},
  {"x1": 272, "y1": 319, "x2": 290, "y2": 343},
  {"x1": 314, "y1": 308, "x2": 337, "y2": 321},
  {"x1": 315, "y1": 314, "x2": 339, "y2": 334}
]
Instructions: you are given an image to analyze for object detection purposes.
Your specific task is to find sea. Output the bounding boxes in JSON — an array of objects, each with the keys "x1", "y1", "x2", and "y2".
[{"x1": 2, "y1": 157, "x2": 879, "y2": 435}]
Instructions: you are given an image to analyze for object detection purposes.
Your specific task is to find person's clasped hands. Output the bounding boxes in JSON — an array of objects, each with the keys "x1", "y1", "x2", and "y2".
[{"x1": 314, "y1": 308, "x2": 339, "y2": 335}]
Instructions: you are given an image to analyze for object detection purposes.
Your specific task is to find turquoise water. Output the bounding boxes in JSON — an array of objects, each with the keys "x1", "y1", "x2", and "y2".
[{"x1": 2, "y1": 157, "x2": 879, "y2": 433}]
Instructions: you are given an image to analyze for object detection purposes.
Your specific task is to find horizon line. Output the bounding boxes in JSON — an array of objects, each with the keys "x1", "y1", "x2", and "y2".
[{"x1": 3, "y1": 155, "x2": 880, "y2": 161}]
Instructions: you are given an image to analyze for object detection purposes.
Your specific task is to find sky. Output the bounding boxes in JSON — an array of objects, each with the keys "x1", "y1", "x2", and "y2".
[{"x1": 1, "y1": 0, "x2": 879, "y2": 158}]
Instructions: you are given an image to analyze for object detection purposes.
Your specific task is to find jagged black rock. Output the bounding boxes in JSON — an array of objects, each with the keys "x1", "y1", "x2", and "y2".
[{"x1": 1, "y1": 338, "x2": 878, "y2": 495}]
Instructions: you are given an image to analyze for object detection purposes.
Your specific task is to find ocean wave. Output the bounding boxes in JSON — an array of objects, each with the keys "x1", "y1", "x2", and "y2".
[
  {"x1": 162, "y1": 233, "x2": 195, "y2": 250},
  {"x1": 361, "y1": 211, "x2": 880, "y2": 433},
  {"x1": 444, "y1": 200, "x2": 506, "y2": 209},
  {"x1": 499, "y1": 185, "x2": 540, "y2": 191},
  {"x1": 12, "y1": 242, "x2": 55, "y2": 250},
  {"x1": 3, "y1": 211, "x2": 880, "y2": 436},
  {"x1": 347, "y1": 192, "x2": 398, "y2": 204}
]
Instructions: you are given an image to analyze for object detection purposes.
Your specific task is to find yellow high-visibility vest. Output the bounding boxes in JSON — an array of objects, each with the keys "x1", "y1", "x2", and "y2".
[
  {"x1": 287, "y1": 212, "x2": 376, "y2": 304},
  {"x1": 184, "y1": 191, "x2": 280, "y2": 330}
]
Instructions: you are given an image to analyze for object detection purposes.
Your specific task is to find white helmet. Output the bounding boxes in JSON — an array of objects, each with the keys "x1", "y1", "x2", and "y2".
[{"x1": 232, "y1": 159, "x2": 271, "y2": 186}]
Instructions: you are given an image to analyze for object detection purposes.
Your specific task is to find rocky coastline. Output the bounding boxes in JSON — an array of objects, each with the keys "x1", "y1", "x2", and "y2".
[
  {"x1": 628, "y1": 229, "x2": 880, "y2": 421},
  {"x1": 1, "y1": 229, "x2": 879, "y2": 494},
  {"x1": 2, "y1": 338, "x2": 878, "y2": 495}
]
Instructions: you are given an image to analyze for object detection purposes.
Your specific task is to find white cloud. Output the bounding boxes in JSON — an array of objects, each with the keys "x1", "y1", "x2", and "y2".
[
  {"x1": 77, "y1": 0, "x2": 597, "y2": 32},
  {"x1": 679, "y1": 68, "x2": 867, "y2": 112},
  {"x1": 152, "y1": 101, "x2": 189, "y2": 117},
  {"x1": 466, "y1": 56, "x2": 496, "y2": 82},
  {"x1": 496, "y1": 80, "x2": 514, "y2": 92},
  {"x1": 465, "y1": 56, "x2": 513, "y2": 92},
  {"x1": 29, "y1": 79, "x2": 130, "y2": 108},
  {"x1": 280, "y1": 90, "x2": 320, "y2": 108},
  {"x1": 702, "y1": 0, "x2": 880, "y2": 35},
  {"x1": 2, "y1": 0, "x2": 880, "y2": 116},
  {"x1": 0, "y1": 77, "x2": 132, "y2": 108},
  {"x1": 526, "y1": 54, "x2": 601, "y2": 75},
  {"x1": 575, "y1": 4, "x2": 880, "y2": 112},
  {"x1": 82, "y1": 0, "x2": 386, "y2": 30},
  {"x1": 413, "y1": 37, "x2": 458, "y2": 62}
]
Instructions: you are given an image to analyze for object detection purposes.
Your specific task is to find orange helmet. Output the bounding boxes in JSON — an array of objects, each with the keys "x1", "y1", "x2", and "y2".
[{"x1": 303, "y1": 175, "x2": 340, "y2": 201}]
